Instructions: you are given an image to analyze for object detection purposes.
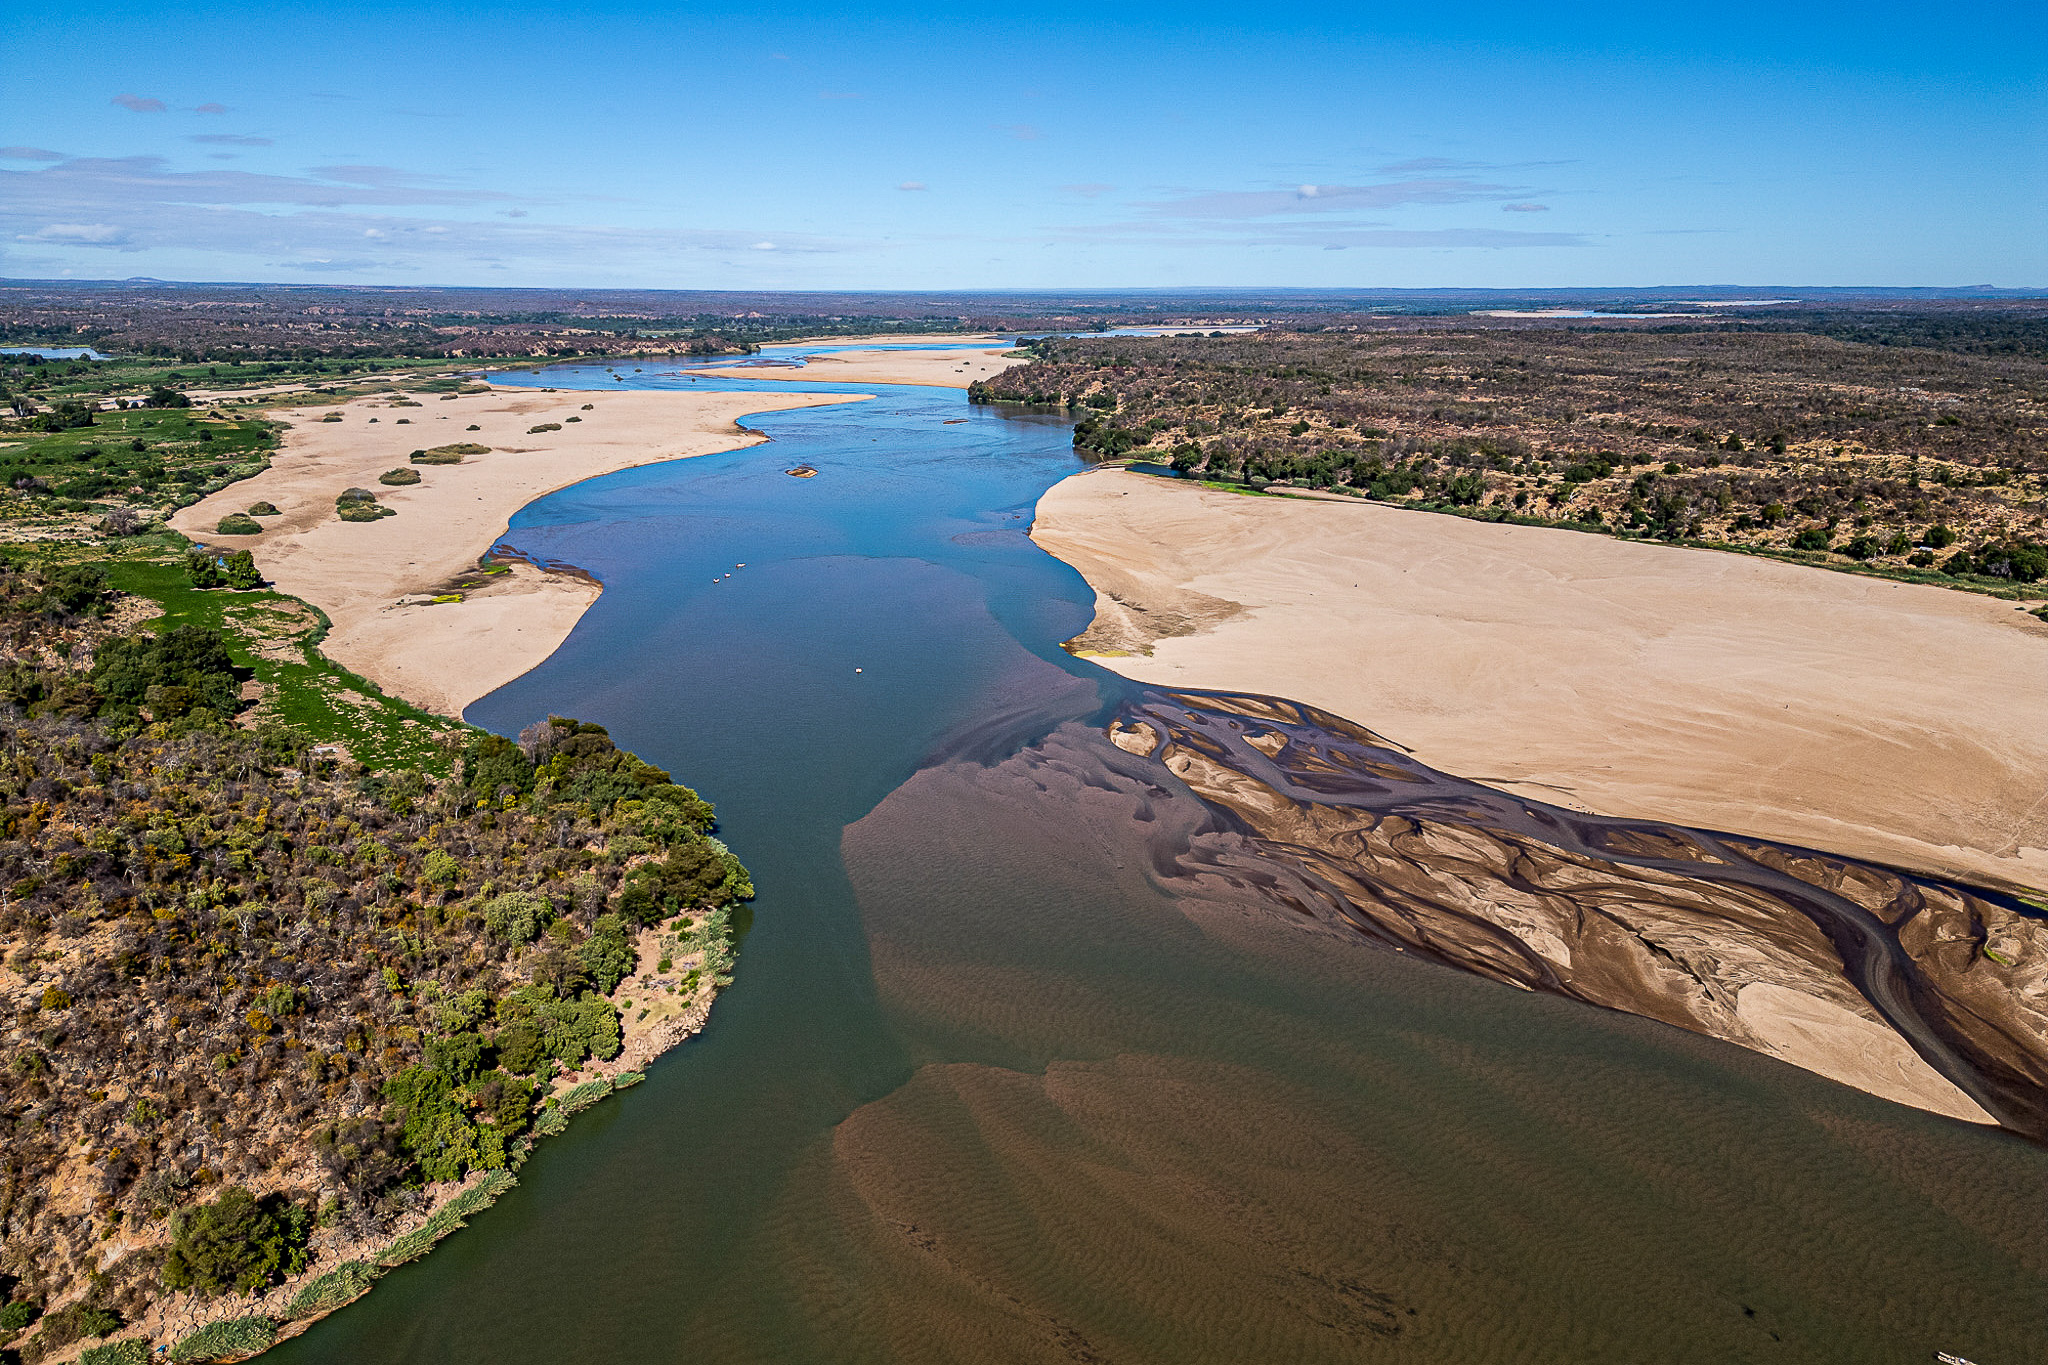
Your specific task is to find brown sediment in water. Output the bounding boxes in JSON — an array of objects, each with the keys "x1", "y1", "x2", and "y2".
[
  {"x1": 816, "y1": 717, "x2": 2048, "y2": 1365},
  {"x1": 1115, "y1": 688, "x2": 2048, "y2": 1138}
]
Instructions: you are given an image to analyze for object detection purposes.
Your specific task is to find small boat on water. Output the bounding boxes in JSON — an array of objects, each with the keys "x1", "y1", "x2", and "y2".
[
  {"x1": 785, "y1": 465, "x2": 818, "y2": 478},
  {"x1": 1936, "y1": 1352, "x2": 1979, "y2": 1365}
]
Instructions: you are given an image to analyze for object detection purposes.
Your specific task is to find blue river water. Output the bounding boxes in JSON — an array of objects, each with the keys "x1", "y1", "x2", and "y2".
[{"x1": 262, "y1": 351, "x2": 2048, "y2": 1365}]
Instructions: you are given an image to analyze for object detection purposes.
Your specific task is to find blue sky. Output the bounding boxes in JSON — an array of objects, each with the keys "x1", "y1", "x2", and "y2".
[{"x1": 2, "y1": 1, "x2": 2042, "y2": 289}]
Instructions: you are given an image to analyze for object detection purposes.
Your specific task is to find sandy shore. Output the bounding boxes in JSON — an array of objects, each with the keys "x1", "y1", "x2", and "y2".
[
  {"x1": 1033, "y1": 468, "x2": 2048, "y2": 893},
  {"x1": 171, "y1": 385, "x2": 859, "y2": 717},
  {"x1": 689, "y1": 335, "x2": 1022, "y2": 388}
]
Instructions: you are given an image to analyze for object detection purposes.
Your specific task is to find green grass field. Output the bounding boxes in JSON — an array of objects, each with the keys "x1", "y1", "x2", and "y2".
[
  {"x1": 0, "y1": 406, "x2": 276, "y2": 514},
  {"x1": 99, "y1": 541, "x2": 466, "y2": 773}
]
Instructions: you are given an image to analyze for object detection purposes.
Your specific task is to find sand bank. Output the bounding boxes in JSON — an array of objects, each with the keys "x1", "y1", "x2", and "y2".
[
  {"x1": 689, "y1": 335, "x2": 1022, "y2": 389},
  {"x1": 1032, "y1": 468, "x2": 2048, "y2": 892},
  {"x1": 171, "y1": 385, "x2": 858, "y2": 717}
]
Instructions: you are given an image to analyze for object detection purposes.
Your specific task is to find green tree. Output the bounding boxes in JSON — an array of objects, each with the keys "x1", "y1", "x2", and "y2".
[
  {"x1": 92, "y1": 625, "x2": 240, "y2": 719},
  {"x1": 184, "y1": 548, "x2": 226, "y2": 589},
  {"x1": 576, "y1": 914, "x2": 635, "y2": 995},
  {"x1": 162, "y1": 1188, "x2": 311, "y2": 1295},
  {"x1": 482, "y1": 890, "x2": 553, "y2": 944},
  {"x1": 222, "y1": 550, "x2": 262, "y2": 590}
]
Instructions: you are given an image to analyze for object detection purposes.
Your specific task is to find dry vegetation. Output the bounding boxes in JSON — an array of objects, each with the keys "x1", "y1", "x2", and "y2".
[
  {"x1": 0, "y1": 564, "x2": 749, "y2": 1363},
  {"x1": 975, "y1": 319, "x2": 2048, "y2": 589}
]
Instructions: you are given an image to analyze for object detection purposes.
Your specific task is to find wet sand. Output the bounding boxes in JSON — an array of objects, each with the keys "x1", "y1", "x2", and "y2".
[
  {"x1": 1032, "y1": 468, "x2": 2048, "y2": 892},
  {"x1": 170, "y1": 386, "x2": 859, "y2": 716}
]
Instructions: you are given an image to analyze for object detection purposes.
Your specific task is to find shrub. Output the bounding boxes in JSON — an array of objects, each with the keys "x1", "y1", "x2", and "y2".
[
  {"x1": 0, "y1": 1297, "x2": 39, "y2": 1331},
  {"x1": 410, "y1": 443, "x2": 486, "y2": 464},
  {"x1": 202, "y1": 550, "x2": 263, "y2": 590},
  {"x1": 1790, "y1": 526, "x2": 1831, "y2": 552},
  {"x1": 247, "y1": 501, "x2": 279, "y2": 516},
  {"x1": 335, "y1": 489, "x2": 394, "y2": 522},
  {"x1": 215, "y1": 513, "x2": 262, "y2": 536},
  {"x1": 30, "y1": 563, "x2": 111, "y2": 618},
  {"x1": 482, "y1": 890, "x2": 553, "y2": 944},
  {"x1": 79, "y1": 1340, "x2": 149, "y2": 1365},
  {"x1": 168, "y1": 1315, "x2": 275, "y2": 1362},
  {"x1": 162, "y1": 1187, "x2": 311, "y2": 1296},
  {"x1": 100, "y1": 506, "x2": 147, "y2": 536},
  {"x1": 378, "y1": 468, "x2": 421, "y2": 486},
  {"x1": 526, "y1": 423, "x2": 562, "y2": 434}
]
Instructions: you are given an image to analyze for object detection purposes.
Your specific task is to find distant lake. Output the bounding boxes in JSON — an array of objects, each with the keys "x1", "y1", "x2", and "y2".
[{"x1": 0, "y1": 345, "x2": 112, "y2": 360}]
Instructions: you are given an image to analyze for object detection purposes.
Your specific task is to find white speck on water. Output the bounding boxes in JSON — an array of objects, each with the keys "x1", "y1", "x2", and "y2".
[{"x1": 854, "y1": 667, "x2": 862, "y2": 673}]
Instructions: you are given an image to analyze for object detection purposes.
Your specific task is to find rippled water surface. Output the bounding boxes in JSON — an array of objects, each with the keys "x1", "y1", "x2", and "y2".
[{"x1": 266, "y1": 354, "x2": 2048, "y2": 1365}]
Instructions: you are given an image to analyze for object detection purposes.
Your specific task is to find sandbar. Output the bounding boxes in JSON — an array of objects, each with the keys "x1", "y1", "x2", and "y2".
[
  {"x1": 689, "y1": 334, "x2": 1022, "y2": 389},
  {"x1": 172, "y1": 385, "x2": 859, "y2": 718},
  {"x1": 1032, "y1": 468, "x2": 2048, "y2": 892}
]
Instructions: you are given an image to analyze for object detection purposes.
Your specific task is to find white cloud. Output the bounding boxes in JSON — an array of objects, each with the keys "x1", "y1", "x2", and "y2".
[
  {"x1": 111, "y1": 94, "x2": 167, "y2": 114},
  {"x1": 897, "y1": 181, "x2": 928, "y2": 191},
  {"x1": 1144, "y1": 178, "x2": 1520, "y2": 220},
  {"x1": 23, "y1": 222, "x2": 134, "y2": 248}
]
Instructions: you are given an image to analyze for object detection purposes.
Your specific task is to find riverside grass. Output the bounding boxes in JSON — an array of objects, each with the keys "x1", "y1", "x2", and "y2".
[
  {"x1": 284, "y1": 1262, "x2": 376, "y2": 1320},
  {"x1": 168, "y1": 1316, "x2": 277, "y2": 1363},
  {"x1": 78, "y1": 1342, "x2": 149, "y2": 1365},
  {"x1": 378, "y1": 1170, "x2": 520, "y2": 1269}
]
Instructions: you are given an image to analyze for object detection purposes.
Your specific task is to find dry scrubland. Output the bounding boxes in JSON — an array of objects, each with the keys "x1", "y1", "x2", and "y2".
[
  {"x1": 984, "y1": 322, "x2": 2048, "y2": 583},
  {"x1": 0, "y1": 557, "x2": 757, "y2": 1363}
]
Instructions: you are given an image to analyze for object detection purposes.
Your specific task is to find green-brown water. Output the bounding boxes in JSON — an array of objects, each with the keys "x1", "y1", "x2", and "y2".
[{"x1": 264, "y1": 357, "x2": 2048, "y2": 1365}]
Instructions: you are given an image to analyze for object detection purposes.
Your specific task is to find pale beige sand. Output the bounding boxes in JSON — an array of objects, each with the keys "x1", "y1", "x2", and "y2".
[
  {"x1": 689, "y1": 335, "x2": 1022, "y2": 389},
  {"x1": 1734, "y1": 983, "x2": 1993, "y2": 1123},
  {"x1": 1033, "y1": 469, "x2": 2048, "y2": 892},
  {"x1": 171, "y1": 386, "x2": 860, "y2": 717}
]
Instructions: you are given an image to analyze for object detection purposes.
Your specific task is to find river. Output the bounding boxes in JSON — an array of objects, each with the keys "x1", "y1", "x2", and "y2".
[{"x1": 263, "y1": 352, "x2": 2048, "y2": 1365}]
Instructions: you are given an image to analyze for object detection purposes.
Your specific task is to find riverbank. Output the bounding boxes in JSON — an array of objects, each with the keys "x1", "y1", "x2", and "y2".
[
  {"x1": 169, "y1": 385, "x2": 860, "y2": 717},
  {"x1": 1032, "y1": 466, "x2": 2048, "y2": 893}
]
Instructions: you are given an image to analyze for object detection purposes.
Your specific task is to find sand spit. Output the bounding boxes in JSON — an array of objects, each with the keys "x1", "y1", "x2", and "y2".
[
  {"x1": 1033, "y1": 468, "x2": 2048, "y2": 893},
  {"x1": 688, "y1": 334, "x2": 1023, "y2": 389},
  {"x1": 172, "y1": 385, "x2": 861, "y2": 717}
]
